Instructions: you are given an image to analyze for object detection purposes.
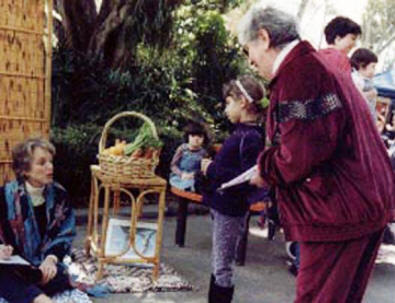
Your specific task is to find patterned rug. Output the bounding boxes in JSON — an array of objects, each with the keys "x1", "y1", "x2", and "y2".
[{"x1": 68, "y1": 249, "x2": 194, "y2": 293}]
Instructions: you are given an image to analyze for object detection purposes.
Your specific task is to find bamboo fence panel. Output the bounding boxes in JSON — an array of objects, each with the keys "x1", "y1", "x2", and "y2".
[{"x1": 0, "y1": 0, "x2": 52, "y2": 184}]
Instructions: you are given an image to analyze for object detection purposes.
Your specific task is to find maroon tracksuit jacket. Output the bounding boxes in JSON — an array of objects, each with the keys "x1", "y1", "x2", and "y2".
[{"x1": 258, "y1": 41, "x2": 395, "y2": 243}]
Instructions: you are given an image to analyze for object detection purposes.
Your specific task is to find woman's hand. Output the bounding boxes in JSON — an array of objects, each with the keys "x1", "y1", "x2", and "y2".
[
  {"x1": 201, "y1": 159, "x2": 212, "y2": 176},
  {"x1": 39, "y1": 255, "x2": 58, "y2": 285},
  {"x1": 0, "y1": 244, "x2": 13, "y2": 260}
]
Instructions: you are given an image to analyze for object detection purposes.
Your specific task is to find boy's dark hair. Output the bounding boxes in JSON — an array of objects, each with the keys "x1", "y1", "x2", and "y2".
[
  {"x1": 183, "y1": 121, "x2": 209, "y2": 144},
  {"x1": 350, "y1": 48, "x2": 378, "y2": 70},
  {"x1": 324, "y1": 16, "x2": 361, "y2": 45},
  {"x1": 222, "y1": 75, "x2": 265, "y2": 114}
]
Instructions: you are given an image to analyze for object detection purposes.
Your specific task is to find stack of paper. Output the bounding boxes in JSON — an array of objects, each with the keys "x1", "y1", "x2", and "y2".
[
  {"x1": 218, "y1": 165, "x2": 257, "y2": 191},
  {"x1": 0, "y1": 255, "x2": 30, "y2": 266}
]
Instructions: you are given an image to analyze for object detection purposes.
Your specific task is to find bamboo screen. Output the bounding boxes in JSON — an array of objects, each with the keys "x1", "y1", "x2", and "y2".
[{"x1": 0, "y1": 0, "x2": 53, "y2": 184}]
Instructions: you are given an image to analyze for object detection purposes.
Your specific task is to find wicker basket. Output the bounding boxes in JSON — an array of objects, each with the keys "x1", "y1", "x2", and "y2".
[{"x1": 98, "y1": 111, "x2": 160, "y2": 178}]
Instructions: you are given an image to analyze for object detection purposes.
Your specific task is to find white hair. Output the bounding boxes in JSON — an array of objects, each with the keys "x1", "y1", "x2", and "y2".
[{"x1": 237, "y1": 4, "x2": 300, "y2": 49}]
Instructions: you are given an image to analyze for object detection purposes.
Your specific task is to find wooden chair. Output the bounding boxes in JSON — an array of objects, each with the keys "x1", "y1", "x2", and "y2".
[{"x1": 170, "y1": 186, "x2": 265, "y2": 266}]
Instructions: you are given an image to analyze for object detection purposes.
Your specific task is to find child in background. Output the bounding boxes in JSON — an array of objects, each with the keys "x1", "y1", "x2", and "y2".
[
  {"x1": 351, "y1": 48, "x2": 378, "y2": 120},
  {"x1": 169, "y1": 121, "x2": 208, "y2": 192},
  {"x1": 201, "y1": 75, "x2": 266, "y2": 303},
  {"x1": 319, "y1": 16, "x2": 362, "y2": 74}
]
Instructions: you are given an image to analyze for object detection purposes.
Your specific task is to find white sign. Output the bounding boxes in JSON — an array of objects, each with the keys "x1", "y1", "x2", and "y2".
[{"x1": 105, "y1": 218, "x2": 157, "y2": 261}]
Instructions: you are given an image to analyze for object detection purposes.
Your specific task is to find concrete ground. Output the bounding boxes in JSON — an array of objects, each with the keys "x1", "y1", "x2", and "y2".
[{"x1": 74, "y1": 207, "x2": 395, "y2": 303}]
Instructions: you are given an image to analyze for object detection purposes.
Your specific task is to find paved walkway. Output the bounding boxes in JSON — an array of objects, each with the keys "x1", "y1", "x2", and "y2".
[{"x1": 74, "y1": 209, "x2": 395, "y2": 303}]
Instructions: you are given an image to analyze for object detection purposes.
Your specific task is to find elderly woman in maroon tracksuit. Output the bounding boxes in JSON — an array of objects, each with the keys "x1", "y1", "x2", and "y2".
[{"x1": 238, "y1": 5, "x2": 395, "y2": 303}]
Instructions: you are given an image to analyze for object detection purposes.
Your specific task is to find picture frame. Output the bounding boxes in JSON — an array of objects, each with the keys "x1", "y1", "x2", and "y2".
[{"x1": 104, "y1": 217, "x2": 157, "y2": 261}]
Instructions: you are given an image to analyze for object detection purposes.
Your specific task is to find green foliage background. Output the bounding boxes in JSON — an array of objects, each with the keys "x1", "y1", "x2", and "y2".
[{"x1": 51, "y1": 0, "x2": 249, "y2": 203}]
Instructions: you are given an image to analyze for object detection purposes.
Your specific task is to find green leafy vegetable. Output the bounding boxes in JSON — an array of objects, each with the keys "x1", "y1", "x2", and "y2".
[{"x1": 124, "y1": 122, "x2": 163, "y2": 156}]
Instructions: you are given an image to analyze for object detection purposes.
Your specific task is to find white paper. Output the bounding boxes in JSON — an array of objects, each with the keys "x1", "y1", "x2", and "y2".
[
  {"x1": 0, "y1": 255, "x2": 30, "y2": 266},
  {"x1": 105, "y1": 218, "x2": 157, "y2": 262},
  {"x1": 218, "y1": 165, "x2": 258, "y2": 191}
]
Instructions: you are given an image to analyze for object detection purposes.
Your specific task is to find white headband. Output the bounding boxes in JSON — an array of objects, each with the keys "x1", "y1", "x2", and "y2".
[{"x1": 235, "y1": 80, "x2": 254, "y2": 103}]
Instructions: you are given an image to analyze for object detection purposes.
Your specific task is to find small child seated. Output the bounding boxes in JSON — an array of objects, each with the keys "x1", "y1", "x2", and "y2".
[
  {"x1": 169, "y1": 121, "x2": 209, "y2": 192},
  {"x1": 350, "y1": 48, "x2": 378, "y2": 120}
]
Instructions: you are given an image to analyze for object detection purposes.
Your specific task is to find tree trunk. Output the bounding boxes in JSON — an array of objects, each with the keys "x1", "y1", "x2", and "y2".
[
  {"x1": 54, "y1": 0, "x2": 183, "y2": 69},
  {"x1": 87, "y1": 0, "x2": 134, "y2": 68},
  {"x1": 54, "y1": 0, "x2": 97, "y2": 52}
]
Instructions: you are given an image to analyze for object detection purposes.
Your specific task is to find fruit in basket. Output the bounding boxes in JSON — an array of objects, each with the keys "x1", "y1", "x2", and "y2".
[
  {"x1": 112, "y1": 144, "x2": 124, "y2": 156},
  {"x1": 129, "y1": 148, "x2": 142, "y2": 159},
  {"x1": 144, "y1": 147, "x2": 154, "y2": 159},
  {"x1": 102, "y1": 140, "x2": 126, "y2": 156}
]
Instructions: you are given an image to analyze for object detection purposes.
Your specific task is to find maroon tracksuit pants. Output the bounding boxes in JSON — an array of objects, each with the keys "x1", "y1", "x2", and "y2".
[{"x1": 295, "y1": 228, "x2": 384, "y2": 303}]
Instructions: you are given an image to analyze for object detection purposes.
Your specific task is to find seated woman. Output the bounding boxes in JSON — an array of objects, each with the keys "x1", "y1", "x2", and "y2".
[{"x1": 0, "y1": 138, "x2": 77, "y2": 303}]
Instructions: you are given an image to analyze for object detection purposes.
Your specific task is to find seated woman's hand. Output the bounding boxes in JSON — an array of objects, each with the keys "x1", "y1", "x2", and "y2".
[
  {"x1": 0, "y1": 244, "x2": 13, "y2": 260},
  {"x1": 39, "y1": 255, "x2": 58, "y2": 285}
]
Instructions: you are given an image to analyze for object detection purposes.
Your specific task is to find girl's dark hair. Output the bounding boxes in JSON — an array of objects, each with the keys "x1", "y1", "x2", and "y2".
[
  {"x1": 324, "y1": 16, "x2": 361, "y2": 44},
  {"x1": 350, "y1": 48, "x2": 378, "y2": 70},
  {"x1": 222, "y1": 75, "x2": 265, "y2": 114},
  {"x1": 183, "y1": 121, "x2": 209, "y2": 144}
]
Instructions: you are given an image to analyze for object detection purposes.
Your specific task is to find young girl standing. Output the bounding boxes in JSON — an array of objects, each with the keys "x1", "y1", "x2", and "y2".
[
  {"x1": 169, "y1": 121, "x2": 209, "y2": 192},
  {"x1": 201, "y1": 75, "x2": 266, "y2": 303}
]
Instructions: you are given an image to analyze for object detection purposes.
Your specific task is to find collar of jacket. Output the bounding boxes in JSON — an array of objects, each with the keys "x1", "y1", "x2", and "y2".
[{"x1": 268, "y1": 41, "x2": 316, "y2": 90}]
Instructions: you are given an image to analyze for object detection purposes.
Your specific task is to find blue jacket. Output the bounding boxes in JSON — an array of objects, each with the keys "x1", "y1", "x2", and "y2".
[
  {"x1": 203, "y1": 123, "x2": 265, "y2": 216},
  {"x1": 0, "y1": 180, "x2": 76, "y2": 266}
]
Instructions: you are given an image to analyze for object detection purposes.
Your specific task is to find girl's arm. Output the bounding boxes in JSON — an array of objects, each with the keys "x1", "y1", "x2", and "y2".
[
  {"x1": 205, "y1": 137, "x2": 257, "y2": 183},
  {"x1": 239, "y1": 133, "x2": 264, "y2": 172},
  {"x1": 170, "y1": 144, "x2": 185, "y2": 176}
]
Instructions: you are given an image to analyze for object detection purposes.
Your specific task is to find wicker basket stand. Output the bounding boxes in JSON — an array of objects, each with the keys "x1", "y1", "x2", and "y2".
[{"x1": 86, "y1": 112, "x2": 167, "y2": 281}]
